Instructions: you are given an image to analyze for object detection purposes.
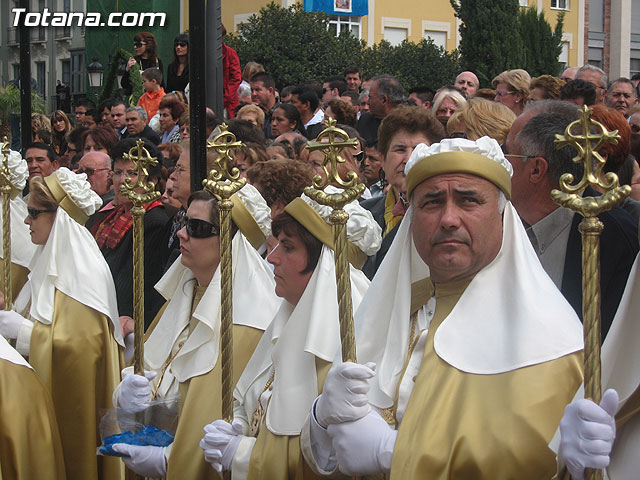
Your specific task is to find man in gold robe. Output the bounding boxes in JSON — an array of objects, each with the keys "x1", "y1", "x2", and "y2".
[{"x1": 302, "y1": 137, "x2": 585, "y2": 479}]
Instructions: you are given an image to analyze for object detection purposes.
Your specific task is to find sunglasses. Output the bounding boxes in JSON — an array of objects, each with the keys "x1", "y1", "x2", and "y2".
[
  {"x1": 27, "y1": 207, "x2": 57, "y2": 219},
  {"x1": 631, "y1": 124, "x2": 640, "y2": 133},
  {"x1": 77, "y1": 167, "x2": 110, "y2": 176},
  {"x1": 133, "y1": 41, "x2": 146, "y2": 48},
  {"x1": 175, "y1": 42, "x2": 188, "y2": 47},
  {"x1": 185, "y1": 217, "x2": 219, "y2": 238}
]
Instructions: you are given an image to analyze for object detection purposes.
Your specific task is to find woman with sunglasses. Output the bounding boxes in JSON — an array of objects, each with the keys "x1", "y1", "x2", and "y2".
[
  {"x1": 167, "y1": 32, "x2": 189, "y2": 94},
  {"x1": 0, "y1": 168, "x2": 124, "y2": 480},
  {"x1": 121, "y1": 31, "x2": 164, "y2": 97},
  {"x1": 200, "y1": 190, "x2": 381, "y2": 479},
  {"x1": 111, "y1": 185, "x2": 279, "y2": 479}
]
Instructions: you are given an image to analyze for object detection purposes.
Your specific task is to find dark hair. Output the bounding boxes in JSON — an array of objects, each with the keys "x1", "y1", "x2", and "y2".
[
  {"x1": 172, "y1": 33, "x2": 189, "y2": 61},
  {"x1": 110, "y1": 98, "x2": 127, "y2": 110},
  {"x1": 26, "y1": 142, "x2": 57, "y2": 163},
  {"x1": 67, "y1": 126, "x2": 88, "y2": 151},
  {"x1": 98, "y1": 99, "x2": 113, "y2": 113},
  {"x1": 409, "y1": 86, "x2": 434, "y2": 104},
  {"x1": 328, "y1": 80, "x2": 347, "y2": 96},
  {"x1": 340, "y1": 90, "x2": 359, "y2": 105},
  {"x1": 83, "y1": 126, "x2": 119, "y2": 153},
  {"x1": 378, "y1": 106, "x2": 444, "y2": 157},
  {"x1": 110, "y1": 137, "x2": 163, "y2": 179},
  {"x1": 291, "y1": 86, "x2": 319, "y2": 112},
  {"x1": 250, "y1": 72, "x2": 275, "y2": 90},
  {"x1": 299, "y1": 81, "x2": 323, "y2": 101},
  {"x1": 158, "y1": 97, "x2": 186, "y2": 120},
  {"x1": 372, "y1": 75, "x2": 405, "y2": 105},
  {"x1": 327, "y1": 100, "x2": 357, "y2": 127},
  {"x1": 227, "y1": 119, "x2": 266, "y2": 146},
  {"x1": 205, "y1": 109, "x2": 221, "y2": 130},
  {"x1": 560, "y1": 79, "x2": 597, "y2": 106},
  {"x1": 267, "y1": 141, "x2": 295, "y2": 159},
  {"x1": 133, "y1": 31, "x2": 159, "y2": 59},
  {"x1": 142, "y1": 67, "x2": 163, "y2": 84},
  {"x1": 280, "y1": 85, "x2": 296, "y2": 99},
  {"x1": 344, "y1": 65, "x2": 361, "y2": 77},
  {"x1": 85, "y1": 108, "x2": 101, "y2": 124},
  {"x1": 274, "y1": 103, "x2": 307, "y2": 137},
  {"x1": 76, "y1": 97, "x2": 96, "y2": 110},
  {"x1": 34, "y1": 129, "x2": 52, "y2": 145},
  {"x1": 271, "y1": 212, "x2": 322, "y2": 274}
]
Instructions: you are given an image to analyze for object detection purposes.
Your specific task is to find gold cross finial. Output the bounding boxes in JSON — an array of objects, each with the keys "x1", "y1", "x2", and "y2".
[
  {"x1": 204, "y1": 123, "x2": 246, "y2": 199},
  {"x1": 120, "y1": 138, "x2": 161, "y2": 206},
  {"x1": 305, "y1": 117, "x2": 364, "y2": 209}
]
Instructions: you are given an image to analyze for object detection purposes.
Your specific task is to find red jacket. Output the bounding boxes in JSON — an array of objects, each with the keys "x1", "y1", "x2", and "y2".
[{"x1": 223, "y1": 43, "x2": 241, "y2": 118}]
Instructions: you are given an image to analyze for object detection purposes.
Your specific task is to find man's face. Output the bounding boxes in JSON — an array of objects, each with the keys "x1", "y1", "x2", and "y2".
[
  {"x1": 504, "y1": 112, "x2": 535, "y2": 213},
  {"x1": 159, "y1": 108, "x2": 177, "y2": 133},
  {"x1": 454, "y1": 72, "x2": 478, "y2": 97},
  {"x1": 384, "y1": 130, "x2": 431, "y2": 195},
  {"x1": 605, "y1": 82, "x2": 637, "y2": 117},
  {"x1": 576, "y1": 70, "x2": 606, "y2": 103},
  {"x1": 251, "y1": 81, "x2": 274, "y2": 111},
  {"x1": 411, "y1": 173, "x2": 503, "y2": 283},
  {"x1": 126, "y1": 110, "x2": 146, "y2": 136},
  {"x1": 75, "y1": 106, "x2": 87, "y2": 124},
  {"x1": 322, "y1": 83, "x2": 338, "y2": 107},
  {"x1": 361, "y1": 146, "x2": 383, "y2": 185},
  {"x1": 101, "y1": 106, "x2": 111, "y2": 125},
  {"x1": 345, "y1": 73, "x2": 361, "y2": 91},
  {"x1": 359, "y1": 94, "x2": 370, "y2": 114},
  {"x1": 368, "y1": 81, "x2": 386, "y2": 119},
  {"x1": 25, "y1": 147, "x2": 58, "y2": 180},
  {"x1": 409, "y1": 93, "x2": 429, "y2": 108},
  {"x1": 561, "y1": 67, "x2": 578, "y2": 83},
  {"x1": 169, "y1": 152, "x2": 191, "y2": 208},
  {"x1": 290, "y1": 94, "x2": 307, "y2": 116},
  {"x1": 629, "y1": 112, "x2": 640, "y2": 134},
  {"x1": 111, "y1": 104, "x2": 126, "y2": 129},
  {"x1": 78, "y1": 153, "x2": 112, "y2": 196}
]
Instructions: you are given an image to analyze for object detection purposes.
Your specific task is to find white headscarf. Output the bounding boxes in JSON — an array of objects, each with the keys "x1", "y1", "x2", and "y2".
[
  {"x1": 24, "y1": 168, "x2": 123, "y2": 346},
  {"x1": 356, "y1": 137, "x2": 584, "y2": 409},
  {"x1": 0, "y1": 150, "x2": 37, "y2": 268},
  {"x1": 144, "y1": 185, "x2": 280, "y2": 389},
  {"x1": 234, "y1": 188, "x2": 381, "y2": 435}
]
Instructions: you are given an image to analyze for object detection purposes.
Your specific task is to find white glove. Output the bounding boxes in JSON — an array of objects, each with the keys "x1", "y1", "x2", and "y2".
[
  {"x1": 111, "y1": 443, "x2": 168, "y2": 477},
  {"x1": 0, "y1": 310, "x2": 27, "y2": 339},
  {"x1": 316, "y1": 362, "x2": 376, "y2": 428},
  {"x1": 118, "y1": 371, "x2": 157, "y2": 413},
  {"x1": 559, "y1": 388, "x2": 619, "y2": 480},
  {"x1": 200, "y1": 419, "x2": 245, "y2": 472},
  {"x1": 327, "y1": 409, "x2": 397, "y2": 475}
]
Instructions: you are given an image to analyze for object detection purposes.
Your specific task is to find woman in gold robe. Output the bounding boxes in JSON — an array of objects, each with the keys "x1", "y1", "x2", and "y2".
[
  {"x1": 0, "y1": 167, "x2": 125, "y2": 480},
  {"x1": 200, "y1": 190, "x2": 381, "y2": 480},
  {"x1": 112, "y1": 185, "x2": 280, "y2": 479}
]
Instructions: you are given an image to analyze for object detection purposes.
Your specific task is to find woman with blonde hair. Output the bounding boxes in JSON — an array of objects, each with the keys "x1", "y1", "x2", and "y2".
[
  {"x1": 237, "y1": 104, "x2": 266, "y2": 130},
  {"x1": 31, "y1": 112, "x2": 51, "y2": 138},
  {"x1": 492, "y1": 69, "x2": 531, "y2": 116},
  {"x1": 447, "y1": 98, "x2": 516, "y2": 145}
]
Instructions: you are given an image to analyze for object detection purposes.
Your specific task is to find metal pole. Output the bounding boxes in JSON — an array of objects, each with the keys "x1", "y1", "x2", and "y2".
[
  {"x1": 189, "y1": 0, "x2": 208, "y2": 193},
  {"x1": 206, "y1": 0, "x2": 224, "y2": 119},
  {"x1": 0, "y1": 141, "x2": 12, "y2": 311},
  {"x1": 18, "y1": 0, "x2": 32, "y2": 153}
]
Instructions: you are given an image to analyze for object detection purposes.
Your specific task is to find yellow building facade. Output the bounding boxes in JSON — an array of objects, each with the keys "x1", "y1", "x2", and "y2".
[{"x1": 180, "y1": 0, "x2": 583, "y2": 68}]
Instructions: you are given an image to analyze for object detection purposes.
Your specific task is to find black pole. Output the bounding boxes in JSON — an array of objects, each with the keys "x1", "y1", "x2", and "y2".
[
  {"x1": 189, "y1": 0, "x2": 208, "y2": 194},
  {"x1": 18, "y1": 0, "x2": 32, "y2": 153},
  {"x1": 206, "y1": 0, "x2": 223, "y2": 119}
]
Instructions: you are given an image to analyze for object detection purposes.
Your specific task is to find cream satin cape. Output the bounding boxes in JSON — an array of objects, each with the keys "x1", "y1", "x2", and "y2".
[{"x1": 355, "y1": 203, "x2": 584, "y2": 409}]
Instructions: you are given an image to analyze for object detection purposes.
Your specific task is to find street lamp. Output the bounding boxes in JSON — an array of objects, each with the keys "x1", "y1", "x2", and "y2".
[{"x1": 87, "y1": 58, "x2": 104, "y2": 88}]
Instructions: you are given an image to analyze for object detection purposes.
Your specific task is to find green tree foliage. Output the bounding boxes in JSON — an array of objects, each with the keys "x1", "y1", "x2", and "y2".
[
  {"x1": 226, "y1": 2, "x2": 459, "y2": 90},
  {"x1": 451, "y1": 0, "x2": 526, "y2": 87},
  {"x1": 518, "y1": 8, "x2": 564, "y2": 77}
]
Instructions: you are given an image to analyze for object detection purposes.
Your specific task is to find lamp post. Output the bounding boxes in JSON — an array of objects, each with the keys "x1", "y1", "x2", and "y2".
[{"x1": 87, "y1": 58, "x2": 104, "y2": 102}]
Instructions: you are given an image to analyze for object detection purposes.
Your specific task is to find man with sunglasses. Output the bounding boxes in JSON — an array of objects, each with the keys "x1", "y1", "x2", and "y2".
[
  {"x1": 87, "y1": 138, "x2": 169, "y2": 331},
  {"x1": 77, "y1": 151, "x2": 113, "y2": 204}
]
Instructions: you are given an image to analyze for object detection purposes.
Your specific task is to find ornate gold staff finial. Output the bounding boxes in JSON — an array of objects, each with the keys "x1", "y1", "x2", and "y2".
[
  {"x1": 305, "y1": 118, "x2": 364, "y2": 363},
  {"x1": 0, "y1": 138, "x2": 12, "y2": 311},
  {"x1": 119, "y1": 138, "x2": 161, "y2": 376},
  {"x1": 551, "y1": 106, "x2": 630, "y2": 480},
  {"x1": 204, "y1": 124, "x2": 246, "y2": 429}
]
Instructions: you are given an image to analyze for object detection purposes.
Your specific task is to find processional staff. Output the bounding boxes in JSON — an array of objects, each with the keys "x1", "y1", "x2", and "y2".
[
  {"x1": 552, "y1": 106, "x2": 630, "y2": 480},
  {"x1": 0, "y1": 139, "x2": 13, "y2": 311},
  {"x1": 204, "y1": 125, "x2": 245, "y2": 429},
  {"x1": 305, "y1": 118, "x2": 363, "y2": 362},
  {"x1": 119, "y1": 139, "x2": 161, "y2": 376}
]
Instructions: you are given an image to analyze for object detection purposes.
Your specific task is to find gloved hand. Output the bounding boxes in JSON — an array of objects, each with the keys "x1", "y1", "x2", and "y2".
[
  {"x1": 559, "y1": 388, "x2": 619, "y2": 480},
  {"x1": 200, "y1": 419, "x2": 245, "y2": 472},
  {"x1": 328, "y1": 409, "x2": 397, "y2": 475},
  {"x1": 0, "y1": 310, "x2": 28, "y2": 339},
  {"x1": 111, "y1": 444, "x2": 168, "y2": 477},
  {"x1": 118, "y1": 371, "x2": 157, "y2": 413},
  {"x1": 315, "y1": 361, "x2": 376, "y2": 428}
]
